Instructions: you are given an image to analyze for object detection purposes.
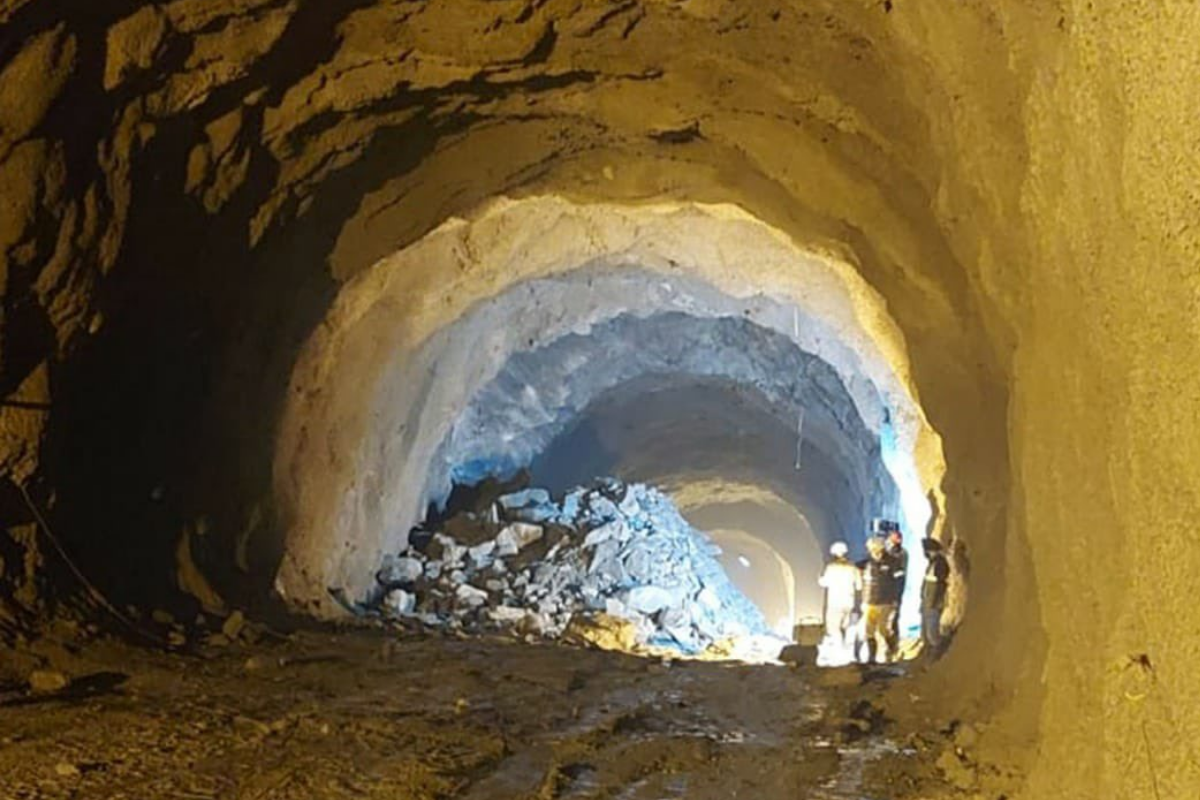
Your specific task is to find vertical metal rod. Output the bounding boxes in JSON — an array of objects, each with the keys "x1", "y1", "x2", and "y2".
[{"x1": 794, "y1": 407, "x2": 805, "y2": 470}]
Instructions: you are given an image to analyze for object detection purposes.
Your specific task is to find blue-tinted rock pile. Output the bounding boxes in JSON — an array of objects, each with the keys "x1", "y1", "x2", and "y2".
[{"x1": 374, "y1": 481, "x2": 774, "y2": 655}]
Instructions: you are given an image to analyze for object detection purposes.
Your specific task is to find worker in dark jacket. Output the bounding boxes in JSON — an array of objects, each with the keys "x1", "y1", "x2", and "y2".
[
  {"x1": 920, "y1": 537, "x2": 950, "y2": 655},
  {"x1": 885, "y1": 530, "x2": 908, "y2": 642},
  {"x1": 859, "y1": 535, "x2": 899, "y2": 663}
]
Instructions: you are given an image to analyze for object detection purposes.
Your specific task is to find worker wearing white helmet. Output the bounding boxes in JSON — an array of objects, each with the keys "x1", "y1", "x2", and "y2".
[{"x1": 818, "y1": 540, "x2": 861, "y2": 650}]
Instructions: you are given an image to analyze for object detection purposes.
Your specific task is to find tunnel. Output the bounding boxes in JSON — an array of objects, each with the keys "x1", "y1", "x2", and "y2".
[{"x1": 2, "y1": 1, "x2": 1199, "y2": 798}]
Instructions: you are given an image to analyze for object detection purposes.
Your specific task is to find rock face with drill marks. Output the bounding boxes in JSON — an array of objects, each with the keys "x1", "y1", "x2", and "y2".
[{"x1": 1, "y1": 2, "x2": 1200, "y2": 797}]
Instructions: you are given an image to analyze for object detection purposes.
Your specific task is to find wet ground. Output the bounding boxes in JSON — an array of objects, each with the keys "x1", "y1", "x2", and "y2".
[{"x1": 0, "y1": 623, "x2": 1011, "y2": 799}]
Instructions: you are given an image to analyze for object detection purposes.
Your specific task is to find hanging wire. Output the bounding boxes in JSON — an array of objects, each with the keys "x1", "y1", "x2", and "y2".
[
  {"x1": 16, "y1": 482, "x2": 166, "y2": 646},
  {"x1": 794, "y1": 408, "x2": 805, "y2": 471}
]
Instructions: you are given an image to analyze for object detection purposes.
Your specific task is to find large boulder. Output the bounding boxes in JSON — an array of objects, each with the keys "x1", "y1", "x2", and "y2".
[
  {"x1": 494, "y1": 522, "x2": 543, "y2": 556},
  {"x1": 377, "y1": 555, "x2": 424, "y2": 587},
  {"x1": 625, "y1": 585, "x2": 674, "y2": 614}
]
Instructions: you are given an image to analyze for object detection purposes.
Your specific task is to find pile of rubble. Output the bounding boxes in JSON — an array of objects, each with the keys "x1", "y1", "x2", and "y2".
[{"x1": 372, "y1": 481, "x2": 778, "y2": 656}]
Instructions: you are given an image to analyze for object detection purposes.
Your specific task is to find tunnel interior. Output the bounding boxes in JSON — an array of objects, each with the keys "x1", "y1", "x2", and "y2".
[{"x1": 3, "y1": 1, "x2": 1199, "y2": 797}]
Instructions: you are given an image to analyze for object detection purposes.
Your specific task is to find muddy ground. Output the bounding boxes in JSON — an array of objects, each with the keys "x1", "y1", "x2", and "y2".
[{"x1": 0, "y1": 620, "x2": 1019, "y2": 799}]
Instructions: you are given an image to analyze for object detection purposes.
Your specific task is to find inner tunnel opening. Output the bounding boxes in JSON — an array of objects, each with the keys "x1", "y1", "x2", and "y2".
[{"x1": 8, "y1": 2, "x2": 1197, "y2": 795}]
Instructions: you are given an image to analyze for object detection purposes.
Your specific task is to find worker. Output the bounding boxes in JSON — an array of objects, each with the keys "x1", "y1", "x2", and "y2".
[
  {"x1": 860, "y1": 535, "x2": 899, "y2": 663},
  {"x1": 920, "y1": 537, "x2": 950, "y2": 656},
  {"x1": 818, "y1": 541, "x2": 861, "y2": 653},
  {"x1": 886, "y1": 530, "x2": 908, "y2": 642}
]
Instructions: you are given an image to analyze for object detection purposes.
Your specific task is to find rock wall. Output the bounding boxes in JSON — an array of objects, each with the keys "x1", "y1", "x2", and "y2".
[
  {"x1": 1, "y1": 1, "x2": 1198, "y2": 796},
  {"x1": 436, "y1": 311, "x2": 899, "y2": 546}
]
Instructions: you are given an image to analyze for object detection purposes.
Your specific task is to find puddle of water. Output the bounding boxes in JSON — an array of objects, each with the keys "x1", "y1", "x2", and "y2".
[
  {"x1": 808, "y1": 739, "x2": 906, "y2": 800},
  {"x1": 613, "y1": 773, "x2": 690, "y2": 800}
]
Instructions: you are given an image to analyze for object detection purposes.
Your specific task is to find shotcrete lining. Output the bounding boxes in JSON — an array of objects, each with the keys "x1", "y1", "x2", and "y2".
[
  {"x1": 431, "y1": 312, "x2": 898, "y2": 542},
  {"x1": 523, "y1": 374, "x2": 891, "y2": 546}
]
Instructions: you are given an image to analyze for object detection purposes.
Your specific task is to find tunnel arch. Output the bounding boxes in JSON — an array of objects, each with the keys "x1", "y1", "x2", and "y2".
[
  {"x1": 273, "y1": 195, "x2": 945, "y2": 617},
  {"x1": 435, "y1": 311, "x2": 901, "y2": 545},
  {"x1": 523, "y1": 373, "x2": 882, "y2": 550}
]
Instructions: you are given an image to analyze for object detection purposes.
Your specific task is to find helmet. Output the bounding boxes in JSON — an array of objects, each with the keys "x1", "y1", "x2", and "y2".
[{"x1": 830, "y1": 541, "x2": 849, "y2": 558}]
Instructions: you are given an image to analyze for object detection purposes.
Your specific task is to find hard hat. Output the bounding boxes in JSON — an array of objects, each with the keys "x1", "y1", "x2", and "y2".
[{"x1": 830, "y1": 541, "x2": 848, "y2": 557}]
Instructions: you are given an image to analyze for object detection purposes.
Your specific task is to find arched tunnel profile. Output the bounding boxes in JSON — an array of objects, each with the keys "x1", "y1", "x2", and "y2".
[
  {"x1": 272, "y1": 199, "x2": 940, "y2": 636},
  {"x1": 2, "y1": 2, "x2": 1199, "y2": 798}
]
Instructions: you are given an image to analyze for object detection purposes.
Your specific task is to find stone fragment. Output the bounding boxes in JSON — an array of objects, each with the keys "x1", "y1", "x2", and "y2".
[
  {"x1": 559, "y1": 490, "x2": 584, "y2": 521},
  {"x1": 563, "y1": 613, "x2": 639, "y2": 651},
  {"x1": 936, "y1": 749, "x2": 978, "y2": 790},
  {"x1": 586, "y1": 494, "x2": 619, "y2": 522},
  {"x1": 618, "y1": 485, "x2": 643, "y2": 516},
  {"x1": 455, "y1": 583, "x2": 489, "y2": 608},
  {"x1": 468, "y1": 540, "x2": 495, "y2": 568},
  {"x1": 582, "y1": 520, "x2": 623, "y2": 548},
  {"x1": 54, "y1": 762, "x2": 80, "y2": 778},
  {"x1": 438, "y1": 536, "x2": 467, "y2": 565},
  {"x1": 498, "y1": 488, "x2": 551, "y2": 510},
  {"x1": 383, "y1": 588, "x2": 416, "y2": 616},
  {"x1": 442, "y1": 515, "x2": 496, "y2": 546},
  {"x1": 28, "y1": 670, "x2": 69, "y2": 694},
  {"x1": 494, "y1": 522, "x2": 543, "y2": 556},
  {"x1": 625, "y1": 585, "x2": 674, "y2": 614},
  {"x1": 623, "y1": 545, "x2": 654, "y2": 582},
  {"x1": 778, "y1": 642, "x2": 817, "y2": 665},
  {"x1": 658, "y1": 606, "x2": 695, "y2": 646},
  {"x1": 604, "y1": 597, "x2": 629, "y2": 617},
  {"x1": 221, "y1": 610, "x2": 246, "y2": 640},
  {"x1": 588, "y1": 540, "x2": 620, "y2": 575},
  {"x1": 377, "y1": 555, "x2": 423, "y2": 586},
  {"x1": 696, "y1": 586, "x2": 720, "y2": 610},
  {"x1": 488, "y1": 605, "x2": 526, "y2": 623},
  {"x1": 953, "y1": 722, "x2": 981, "y2": 750}
]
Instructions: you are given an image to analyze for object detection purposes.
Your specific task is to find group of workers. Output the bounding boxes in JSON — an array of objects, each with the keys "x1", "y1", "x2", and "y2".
[{"x1": 817, "y1": 524, "x2": 950, "y2": 663}]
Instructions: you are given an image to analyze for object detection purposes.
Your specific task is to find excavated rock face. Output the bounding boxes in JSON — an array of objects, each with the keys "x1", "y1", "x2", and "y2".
[{"x1": 2, "y1": 2, "x2": 1199, "y2": 797}]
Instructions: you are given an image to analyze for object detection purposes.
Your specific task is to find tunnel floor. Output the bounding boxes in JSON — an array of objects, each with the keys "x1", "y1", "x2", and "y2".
[{"x1": 0, "y1": 625, "x2": 1021, "y2": 799}]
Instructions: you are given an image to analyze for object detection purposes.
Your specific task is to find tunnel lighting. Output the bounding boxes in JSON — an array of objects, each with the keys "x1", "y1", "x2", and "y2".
[{"x1": 738, "y1": 555, "x2": 751, "y2": 568}]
